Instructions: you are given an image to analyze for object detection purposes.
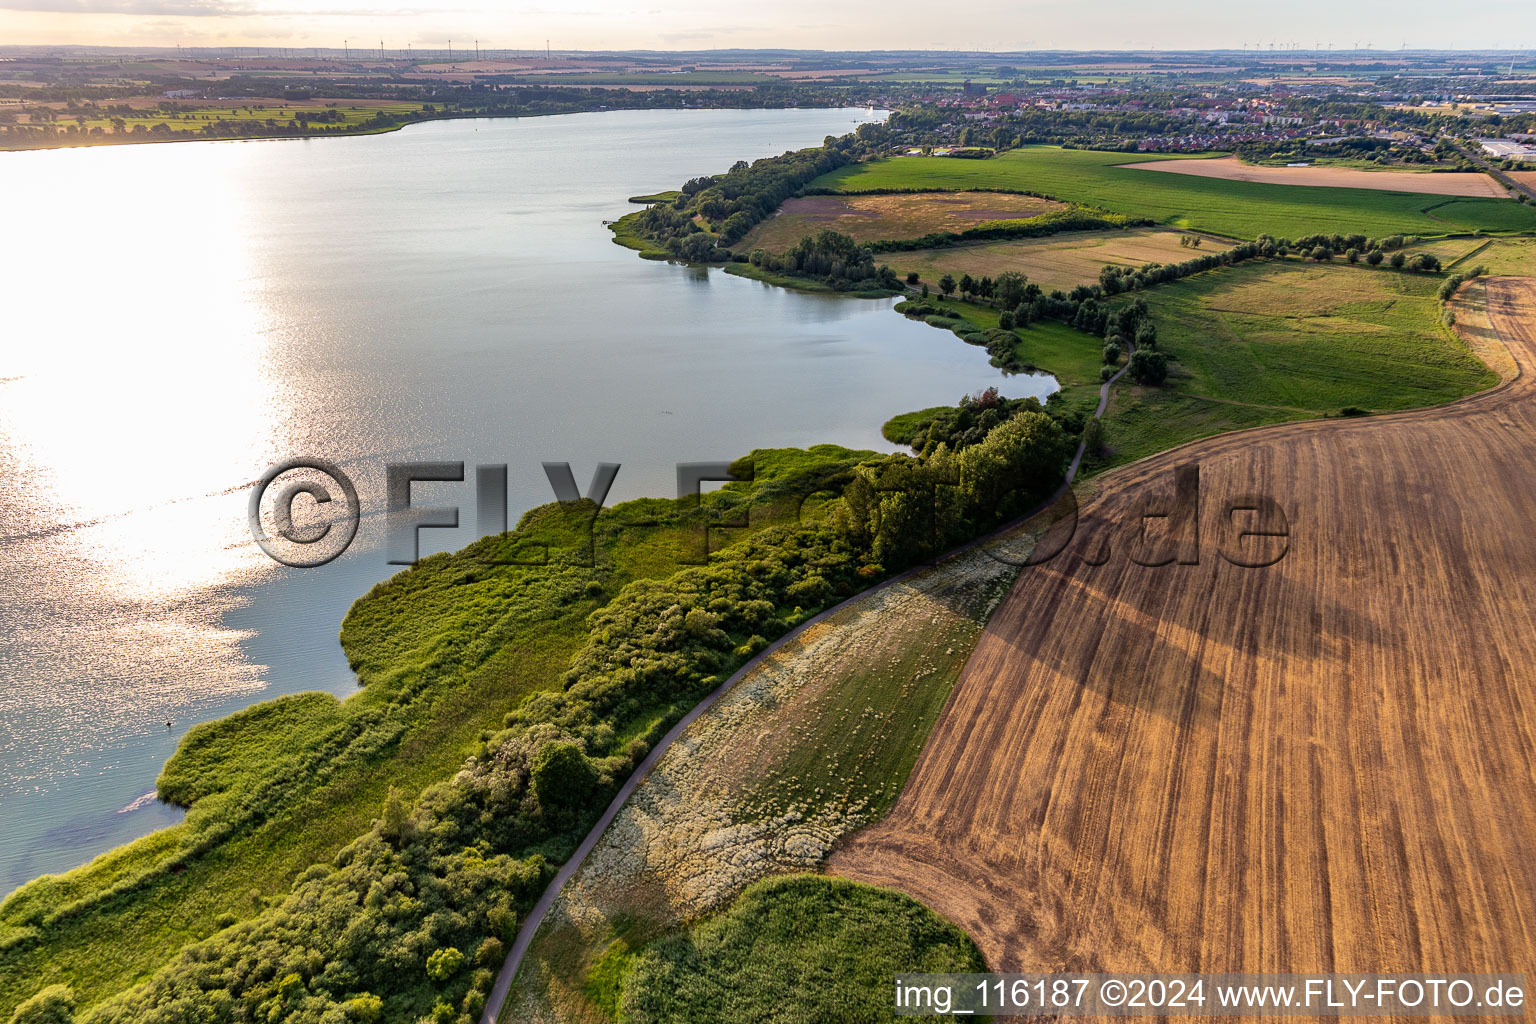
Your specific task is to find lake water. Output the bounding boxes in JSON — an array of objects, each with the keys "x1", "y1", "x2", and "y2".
[{"x1": 0, "y1": 107, "x2": 1055, "y2": 893}]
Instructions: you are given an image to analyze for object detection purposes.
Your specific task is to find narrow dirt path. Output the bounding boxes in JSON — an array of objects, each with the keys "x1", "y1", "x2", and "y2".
[{"x1": 480, "y1": 336, "x2": 1132, "y2": 1024}]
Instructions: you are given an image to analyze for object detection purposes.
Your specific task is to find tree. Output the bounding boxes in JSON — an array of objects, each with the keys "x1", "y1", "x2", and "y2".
[
  {"x1": 718, "y1": 211, "x2": 753, "y2": 245},
  {"x1": 1082, "y1": 418, "x2": 1106, "y2": 457},
  {"x1": 1390, "y1": 250, "x2": 1406, "y2": 269},
  {"x1": 1128, "y1": 349, "x2": 1169, "y2": 385},
  {"x1": 1102, "y1": 342, "x2": 1122, "y2": 364},
  {"x1": 939, "y1": 273, "x2": 956, "y2": 298},
  {"x1": 426, "y1": 947, "x2": 465, "y2": 982},
  {"x1": 1310, "y1": 245, "x2": 1332, "y2": 261},
  {"x1": 380, "y1": 785, "x2": 412, "y2": 843},
  {"x1": 956, "y1": 411, "x2": 1072, "y2": 521},
  {"x1": 905, "y1": 270, "x2": 920, "y2": 285},
  {"x1": 1366, "y1": 249, "x2": 1384, "y2": 266},
  {"x1": 994, "y1": 271, "x2": 1029, "y2": 309},
  {"x1": 531, "y1": 742, "x2": 597, "y2": 812},
  {"x1": 958, "y1": 273, "x2": 975, "y2": 299}
]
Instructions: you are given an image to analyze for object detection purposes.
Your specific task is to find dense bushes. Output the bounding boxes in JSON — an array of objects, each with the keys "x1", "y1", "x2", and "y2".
[
  {"x1": 64, "y1": 427, "x2": 1072, "y2": 1024},
  {"x1": 1129, "y1": 349, "x2": 1170, "y2": 385},
  {"x1": 619, "y1": 875, "x2": 985, "y2": 1024},
  {"x1": 1438, "y1": 265, "x2": 1489, "y2": 301},
  {"x1": 6, "y1": 986, "x2": 74, "y2": 1024},
  {"x1": 883, "y1": 386, "x2": 1079, "y2": 456},
  {"x1": 748, "y1": 229, "x2": 901, "y2": 292}
]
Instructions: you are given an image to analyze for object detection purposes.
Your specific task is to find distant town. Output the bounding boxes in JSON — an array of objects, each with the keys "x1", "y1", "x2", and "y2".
[{"x1": 2, "y1": 47, "x2": 1535, "y2": 171}]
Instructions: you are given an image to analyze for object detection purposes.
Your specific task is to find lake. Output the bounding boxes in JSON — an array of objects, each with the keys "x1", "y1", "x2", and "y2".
[{"x1": 0, "y1": 107, "x2": 1055, "y2": 892}]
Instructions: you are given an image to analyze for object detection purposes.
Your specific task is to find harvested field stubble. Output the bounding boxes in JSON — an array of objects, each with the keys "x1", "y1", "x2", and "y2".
[
  {"x1": 1118, "y1": 155, "x2": 1508, "y2": 198},
  {"x1": 738, "y1": 191, "x2": 1066, "y2": 251},
  {"x1": 831, "y1": 277, "x2": 1536, "y2": 983}
]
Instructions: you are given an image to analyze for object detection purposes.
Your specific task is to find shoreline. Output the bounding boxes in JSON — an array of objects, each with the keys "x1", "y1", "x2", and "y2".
[{"x1": 0, "y1": 102, "x2": 888, "y2": 155}]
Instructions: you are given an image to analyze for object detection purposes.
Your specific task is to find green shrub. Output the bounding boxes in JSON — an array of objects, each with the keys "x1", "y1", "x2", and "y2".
[
  {"x1": 531, "y1": 744, "x2": 598, "y2": 814},
  {"x1": 619, "y1": 876, "x2": 983, "y2": 1024},
  {"x1": 343, "y1": 994, "x2": 382, "y2": 1022},
  {"x1": 1128, "y1": 349, "x2": 1170, "y2": 386},
  {"x1": 426, "y1": 947, "x2": 464, "y2": 983},
  {"x1": 473, "y1": 937, "x2": 504, "y2": 968},
  {"x1": 6, "y1": 985, "x2": 74, "y2": 1024}
]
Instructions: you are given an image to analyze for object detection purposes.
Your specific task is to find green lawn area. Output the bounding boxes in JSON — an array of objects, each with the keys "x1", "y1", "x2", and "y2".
[
  {"x1": 1091, "y1": 260, "x2": 1499, "y2": 468},
  {"x1": 813, "y1": 146, "x2": 1536, "y2": 239}
]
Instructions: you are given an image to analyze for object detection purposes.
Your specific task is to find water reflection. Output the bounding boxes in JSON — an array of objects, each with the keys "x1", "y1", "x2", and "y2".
[{"x1": 0, "y1": 107, "x2": 1055, "y2": 890}]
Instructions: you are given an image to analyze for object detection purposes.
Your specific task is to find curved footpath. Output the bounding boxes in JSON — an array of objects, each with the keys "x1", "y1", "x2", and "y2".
[
  {"x1": 479, "y1": 340, "x2": 1134, "y2": 1023},
  {"x1": 829, "y1": 277, "x2": 1536, "y2": 978}
]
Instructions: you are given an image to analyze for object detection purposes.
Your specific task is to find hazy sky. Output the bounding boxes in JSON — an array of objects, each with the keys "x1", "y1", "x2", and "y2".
[{"x1": 2, "y1": 0, "x2": 1533, "y2": 52}]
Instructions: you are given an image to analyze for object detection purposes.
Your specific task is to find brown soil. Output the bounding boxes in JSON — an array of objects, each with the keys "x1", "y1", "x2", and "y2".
[
  {"x1": 738, "y1": 192, "x2": 1067, "y2": 252},
  {"x1": 830, "y1": 277, "x2": 1536, "y2": 984},
  {"x1": 1120, "y1": 155, "x2": 1509, "y2": 198}
]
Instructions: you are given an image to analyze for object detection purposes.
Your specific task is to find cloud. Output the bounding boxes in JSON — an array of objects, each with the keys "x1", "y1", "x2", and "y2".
[
  {"x1": 1, "y1": 0, "x2": 250, "y2": 13},
  {"x1": 0, "y1": 0, "x2": 467, "y2": 14}
]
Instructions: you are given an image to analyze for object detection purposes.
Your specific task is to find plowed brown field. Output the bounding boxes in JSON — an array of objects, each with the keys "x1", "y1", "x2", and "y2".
[{"x1": 830, "y1": 277, "x2": 1536, "y2": 981}]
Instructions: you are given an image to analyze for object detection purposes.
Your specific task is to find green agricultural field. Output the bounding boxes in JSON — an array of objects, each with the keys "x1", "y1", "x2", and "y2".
[
  {"x1": 617, "y1": 875, "x2": 985, "y2": 1024},
  {"x1": 1092, "y1": 260, "x2": 1499, "y2": 467},
  {"x1": 813, "y1": 147, "x2": 1536, "y2": 239},
  {"x1": 1464, "y1": 236, "x2": 1536, "y2": 276}
]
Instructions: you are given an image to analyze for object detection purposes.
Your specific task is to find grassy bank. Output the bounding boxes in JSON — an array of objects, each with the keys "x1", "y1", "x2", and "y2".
[
  {"x1": 503, "y1": 527, "x2": 1039, "y2": 1023},
  {"x1": 1090, "y1": 259, "x2": 1498, "y2": 468},
  {"x1": 0, "y1": 455, "x2": 873, "y2": 1018}
]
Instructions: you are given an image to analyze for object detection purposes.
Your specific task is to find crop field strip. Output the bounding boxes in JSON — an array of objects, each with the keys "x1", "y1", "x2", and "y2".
[
  {"x1": 812, "y1": 147, "x2": 1536, "y2": 238},
  {"x1": 737, "y1": 192, "x2": 1067, "y2": 252},
  {"x1": 890, "y1": 227, "x2": 1236, "y2": 292},
  {"x1": 831, "y1": 277, "x2": 1536, "y2": 980},
  {"x1": 1116, "y1": 155, "x2": 1509, "y2": 198}
]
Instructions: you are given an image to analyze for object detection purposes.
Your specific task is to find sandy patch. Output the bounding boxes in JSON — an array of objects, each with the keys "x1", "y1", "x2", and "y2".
[{"x1": 1119, "y1": 155, "x2": 1508, "y2": 198}]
